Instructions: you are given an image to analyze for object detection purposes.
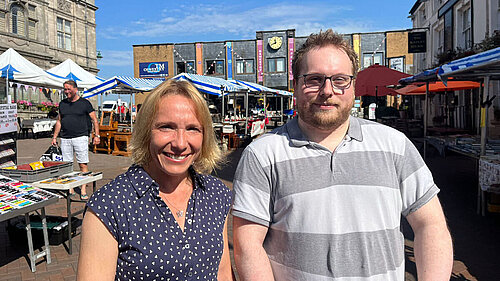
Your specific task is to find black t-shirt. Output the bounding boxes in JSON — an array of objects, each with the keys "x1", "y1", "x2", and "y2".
[{"x1": 59, "y1": 97, "x2": 94, "y2": 138}]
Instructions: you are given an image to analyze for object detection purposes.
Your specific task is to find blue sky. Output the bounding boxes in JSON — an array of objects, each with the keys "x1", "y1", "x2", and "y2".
[{"x1": 95, "y1": 0, "x2": 415, "y2": 79}]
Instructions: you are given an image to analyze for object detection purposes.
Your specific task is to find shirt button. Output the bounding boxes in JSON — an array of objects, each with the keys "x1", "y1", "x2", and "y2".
[
  {"x1": 187, "y1": 272, "x2": 193, "y2": 277},
  {"x1": 185, "y1": 243, "x2": 190, "y2": 249},
  {"x1": 187, "y1": 219, "x2": 192, "y2": 224}
]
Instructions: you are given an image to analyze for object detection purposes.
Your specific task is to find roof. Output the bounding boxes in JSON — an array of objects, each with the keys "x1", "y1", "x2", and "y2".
[
  {"x1": 172, "y1": 73, "x2": 247, "y2": 96},
  {"x1": 82, "y1": 76, "x2": 164, "y2": 98},
  {"x1": 46, "y1": 59, "x2": 104, "y2": 89},
  {"x1": 0, "y1": 48, "x2": 65, "y2": 87}
]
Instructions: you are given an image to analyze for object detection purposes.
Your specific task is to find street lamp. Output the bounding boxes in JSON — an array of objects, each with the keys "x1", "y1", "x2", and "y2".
[{"x1": 97, "y1": 51, "x2": 103, "y2": 59}]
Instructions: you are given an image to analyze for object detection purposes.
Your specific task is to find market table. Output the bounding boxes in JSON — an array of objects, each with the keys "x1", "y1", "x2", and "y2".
[
  {"x1": 31, "y1": 171, "x2": 103, "y2": 254},
  {"x1": 0, "y1": 176, "x2": 60, "y2": 272},
  {"x1": 478, "y1": 156, "x2": 500, "y2": 215},
  {"x1": 20, "y1": 118, "x2": 56, "y2": 139}
]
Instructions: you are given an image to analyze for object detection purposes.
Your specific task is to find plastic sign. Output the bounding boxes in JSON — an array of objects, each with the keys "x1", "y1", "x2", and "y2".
[{"x1": 139, "y1": 62, "x2": 168, "y2": 78}]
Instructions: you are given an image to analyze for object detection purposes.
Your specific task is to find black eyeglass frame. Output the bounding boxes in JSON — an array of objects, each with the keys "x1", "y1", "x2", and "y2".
[{"x1": 298, "y1": 74, "x2": 355, "y2": 91}]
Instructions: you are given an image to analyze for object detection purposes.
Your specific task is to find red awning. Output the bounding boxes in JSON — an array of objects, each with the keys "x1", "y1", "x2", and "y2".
[{"x1": 354, "y1": 64, "x2": 411, "y2": 97}]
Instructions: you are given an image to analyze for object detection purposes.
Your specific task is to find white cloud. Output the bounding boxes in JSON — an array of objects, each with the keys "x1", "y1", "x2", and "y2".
[
  {"x1": 102, "y1": 2, "x2": 371, "y2": 40},
  {"x1": 98, "y1": 50, "x2": 133, "y2": 67}
]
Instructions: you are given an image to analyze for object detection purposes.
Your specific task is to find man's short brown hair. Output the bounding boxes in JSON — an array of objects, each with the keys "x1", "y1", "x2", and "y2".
[
  {"x1": 63, "y1": 80, "x2": 78, "y2": 89},
  {"x1": 292, "y1": 29, "x2": 359, "y2": 80}
]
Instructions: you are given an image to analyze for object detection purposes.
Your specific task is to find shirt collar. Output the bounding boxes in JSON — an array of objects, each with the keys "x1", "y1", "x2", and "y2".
[
  {"x1": 287, "y1": 116, "x2": 363, "y2": 147},
  {"x1": 127, "y1": 165, "x2": 206, "y2": 198}
]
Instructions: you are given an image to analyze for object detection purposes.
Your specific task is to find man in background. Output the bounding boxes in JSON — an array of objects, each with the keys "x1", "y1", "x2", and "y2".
[{"x1": 52, "y1": 80, "x2": 100, "y2": 200}]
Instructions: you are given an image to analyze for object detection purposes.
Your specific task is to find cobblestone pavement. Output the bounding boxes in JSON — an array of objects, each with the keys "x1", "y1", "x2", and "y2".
[{"x1": 0, "y1": 137, "x2": 499, "y2": 280}]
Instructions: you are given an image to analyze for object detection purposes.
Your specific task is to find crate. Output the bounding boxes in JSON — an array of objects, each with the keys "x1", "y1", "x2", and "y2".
[
  {"x1": 0, "y1": 161, "x2": 73, "y2": 182},
  {"x1": 7, "y1": 215, "x2": 81, "y2": 245}
]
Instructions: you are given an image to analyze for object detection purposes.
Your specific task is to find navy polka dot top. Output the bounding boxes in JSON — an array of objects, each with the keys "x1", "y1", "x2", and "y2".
[{"x1": 86, "y1": 165, "x2": 232, "y2": 280}]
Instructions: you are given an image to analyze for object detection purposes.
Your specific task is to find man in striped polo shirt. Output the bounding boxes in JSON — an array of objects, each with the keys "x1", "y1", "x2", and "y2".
[{"x1": 232, "y1": 29, "x2": 453, "y2": 281}]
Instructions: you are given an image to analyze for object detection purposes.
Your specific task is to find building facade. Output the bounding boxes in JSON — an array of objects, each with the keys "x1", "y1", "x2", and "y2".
[
  {"x1": 133, "y1": 29, "x2": 415, "y2": 93},
  {"x1": 409, "y1": 0, "x2": 499, "y2": 129},
  {"x1": 0, "y1": 0, "x2": 98, "y2": 104}
]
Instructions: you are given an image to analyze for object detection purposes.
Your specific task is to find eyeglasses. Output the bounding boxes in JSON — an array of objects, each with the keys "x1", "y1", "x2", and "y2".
[{"x1": 299, "y1": 74, "x2": 354, "y2": 91}]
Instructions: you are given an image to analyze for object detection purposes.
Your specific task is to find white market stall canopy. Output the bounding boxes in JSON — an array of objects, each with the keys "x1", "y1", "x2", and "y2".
[
  {"x1": 0, "y1": 48, "x2": 65, "y2": 87},
  {"x1": 82, "y1": 76, "x2": 165, "y2": 98},
  {"x1": 46, "y1": 59, "x2": 104, "y2": 89},
  {"x1": 173, "y1": 73, "x2": 247, "y2": 96}
]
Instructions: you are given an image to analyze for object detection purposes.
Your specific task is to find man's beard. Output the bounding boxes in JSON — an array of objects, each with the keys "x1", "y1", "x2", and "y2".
[{"x1": 297, "y1": 98, "x2": 354, "y2": 131}]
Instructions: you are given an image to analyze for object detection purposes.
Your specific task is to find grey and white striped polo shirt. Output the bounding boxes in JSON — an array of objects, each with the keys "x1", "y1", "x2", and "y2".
[{"x1": 232, "y1": 116, "x2": 439, "y2": 281}]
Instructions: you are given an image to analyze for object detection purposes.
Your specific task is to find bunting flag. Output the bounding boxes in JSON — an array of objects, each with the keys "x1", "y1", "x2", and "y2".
[
  {"x1": 8, "y1": 82, "x2": 13, "y2": 87},
  {"x1": 24, "y1": 85, "x2": 29, "y2": 91},
  {"x1": 16, "y1": 83, "x2": 22, "y2": 89},
  {"x1": 30, "y1": 86, "x2": 36, "y2": 91}
]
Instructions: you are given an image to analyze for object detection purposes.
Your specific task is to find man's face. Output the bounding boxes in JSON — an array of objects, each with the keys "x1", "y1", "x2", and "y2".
[
  {"x1": 63, "y1": 83, "x2": 78, "y2": 100},
  {"x1": 293, "y1": 46, "x2": 355, "y2": 131}
]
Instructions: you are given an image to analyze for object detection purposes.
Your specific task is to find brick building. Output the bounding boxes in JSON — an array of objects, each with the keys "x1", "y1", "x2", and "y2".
[
  {"x1": 0, "y1": 0, "x2": 98, "y2": 104},
  {"x1": 133, "y1": 28, "x2": 416, "y2": 93}
]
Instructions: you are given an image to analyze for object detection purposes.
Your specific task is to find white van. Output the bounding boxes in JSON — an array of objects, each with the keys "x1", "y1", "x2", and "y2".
[{"x1": 101, "y1": 101, "x2": 128, "y2": 114}]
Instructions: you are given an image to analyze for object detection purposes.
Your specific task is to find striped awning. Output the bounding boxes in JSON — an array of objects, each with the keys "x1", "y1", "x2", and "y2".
[
  {"x1": 229, "y1": 79, "x2": 293, "y2": 96},
  {"x1": 83, "y1": 76, "x2": 164, "y2": 98},
  {"x1": 438, "y1": 47, "x2": 500, "y2": 79},
  {"x1": 399, "y1": 47, "x2": 500, "y2": 85},
  {"x1": 173, "y1": 73, "x2": 246, "y2": 96}
]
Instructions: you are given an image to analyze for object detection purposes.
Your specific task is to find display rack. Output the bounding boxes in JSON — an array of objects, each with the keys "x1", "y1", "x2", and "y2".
[
  {"x1": 0, "y1": 132, "x2": 17, "y2": 168},
  {"x1": 0, "y1": 175, "x2": 60, "y2": 272}
]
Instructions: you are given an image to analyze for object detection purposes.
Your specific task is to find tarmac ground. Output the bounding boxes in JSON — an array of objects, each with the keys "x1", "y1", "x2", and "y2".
[{"x1": 0, "y1": 136, "x2": 499, "y2": 280}]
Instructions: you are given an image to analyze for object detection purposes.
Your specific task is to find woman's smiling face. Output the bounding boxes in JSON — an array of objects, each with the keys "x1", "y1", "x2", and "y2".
[{"x1": 148, "y1": 94, "x2": 203, "y2": 182}]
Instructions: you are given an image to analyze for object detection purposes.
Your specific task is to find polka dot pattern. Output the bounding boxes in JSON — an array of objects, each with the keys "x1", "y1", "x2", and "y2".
[{"x1": 87, "y1": 165, "x2": 232, "y2": 280}]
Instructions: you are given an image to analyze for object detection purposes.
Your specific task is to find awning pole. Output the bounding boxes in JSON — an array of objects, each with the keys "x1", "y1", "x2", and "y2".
[
  {"x1": 245, "y1": 90, "x2": 249, "y2": 135},
  {"x1": 280, "y1": 96, "x2": 284, "y2": 123},
  {"x1": 221, "y1": 86, "x2": 225, "y2": 121},
  {"x1": 6, "y1": 65, "x2": 9, "y2": 104},
  {"x1": 480, "y1": 76, "x2": 491, "y2": 157},
  {"x1": 130, "y1": 92, "x2": 133, "y2": 131},
  {"x1": 477, "y1": 86, "x2": 482, "y2": 135},
  {"x1": 423, "y1": 82, "x2": 429, "y2": 160}
]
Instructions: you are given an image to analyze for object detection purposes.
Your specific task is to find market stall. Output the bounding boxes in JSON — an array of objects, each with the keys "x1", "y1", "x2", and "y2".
[
  {"x1": 83, "y1": 76, "x2": 164, "y2": 155},
  {"x1": 400, "y1": 46, "x2": 500, "y2": 215}
]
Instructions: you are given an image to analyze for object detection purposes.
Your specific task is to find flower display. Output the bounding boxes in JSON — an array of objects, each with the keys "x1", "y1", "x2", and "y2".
[{"x1": 16, "y1": 100, "x2": 33, "y2": 110}]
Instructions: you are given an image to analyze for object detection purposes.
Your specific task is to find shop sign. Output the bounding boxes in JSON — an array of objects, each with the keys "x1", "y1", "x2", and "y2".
[
  {"x1": 288, "y1": 38, "x2": 294, "y2": 80},
  {"x1": 139, "y1": 62, "x2": 168, "y2": 77},
  {"x1": 257, "y1": 40, "x2": 263, "y2": 82},
  {"x1": 0, "y1": 103, "x2": 17, "y2": 134},
  {"x1": 408, "y1": 32, "x2": 426, "y2": 53}
]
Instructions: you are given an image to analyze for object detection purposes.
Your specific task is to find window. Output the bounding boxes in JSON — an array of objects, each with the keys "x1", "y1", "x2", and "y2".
[
  {"x1": 28, "y1": 19, "x2": 36, "y2": 39},
  {"x1": 462, "y1": 7, "x2": 472, "y2": 49},
  {"x1": 206, "y1": 60, "x2": 224, "y2": 75},
  {"x1": 267, "y1": 58, "x2": 285, "y2": 73},
  {"x1": 11, "y1": 4, "x2": 25, "y2": 36},
  {"x1": 0, "y1": 12, "x2": 5, "y2": 32},
  {"x1": 437, "y1": 28, "x2": 444, "y2": 54},
  {"x1": 28, "y1": 4, "x2": 36, "y2": 18},
  {"x1": 420, "y1": 7, "x2": 426, "y2": 23},
  {"x1": 57, "y1": 17, "x2": 71, "y2": 51},
  {"x1": 363, "y1": 53, "x2": 383, "y2": 68},
  {"x1": 236, "y1": 59, "x2": 254, "y2": 74},
  {"x1": 176, "y1": 61, "x2": 195, "y2": 74}
]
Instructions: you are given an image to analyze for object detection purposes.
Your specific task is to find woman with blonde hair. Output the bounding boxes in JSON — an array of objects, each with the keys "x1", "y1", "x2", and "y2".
[{"x1": 78, "y1": 80, "x2": 233, "y2": 280}]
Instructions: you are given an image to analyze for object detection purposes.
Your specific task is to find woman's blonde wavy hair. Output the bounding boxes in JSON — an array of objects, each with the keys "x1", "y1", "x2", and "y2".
[{"x1": 128, "y1": 79, "x2": 222, "y2": 174}]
